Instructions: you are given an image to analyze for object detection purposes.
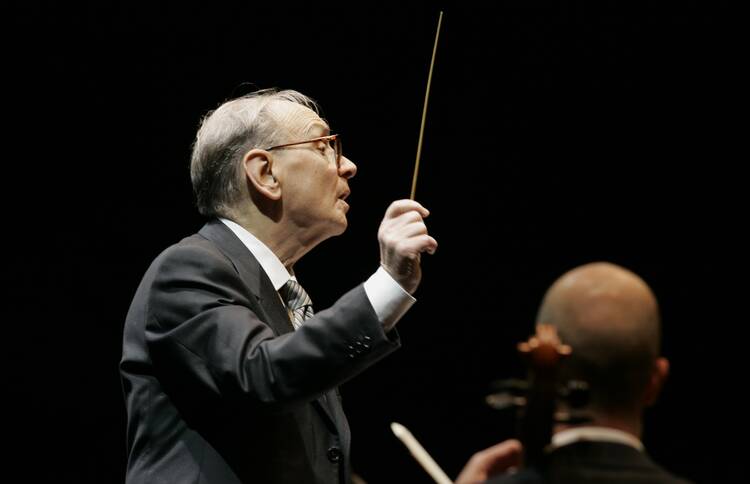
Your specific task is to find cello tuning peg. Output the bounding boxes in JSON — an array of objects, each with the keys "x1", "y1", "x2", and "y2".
[
  {"x1": 558, "y1": 380, "x2": 589, "y2": 409},
  {"x1": 485, "y1": 392, "x2": 526, "y2": 411},
  {"x1": 554, "y1": 409, "x2": 592, "y2": 425}
]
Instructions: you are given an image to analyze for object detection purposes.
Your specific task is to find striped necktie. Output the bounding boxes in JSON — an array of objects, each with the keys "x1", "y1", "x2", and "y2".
[{"x1": 279, "y1": 279, "x2": 314, "y2": 330}]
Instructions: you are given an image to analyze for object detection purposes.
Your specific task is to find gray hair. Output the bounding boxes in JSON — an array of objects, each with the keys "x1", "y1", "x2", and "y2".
[{"x1": 190, "y1": 88, "x2": 320, "y2": 217}]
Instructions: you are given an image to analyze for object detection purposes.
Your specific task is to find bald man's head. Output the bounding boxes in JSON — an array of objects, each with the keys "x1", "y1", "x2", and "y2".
[{"x1": 537, "y1": 262, "x2": 663, "y2": 416}]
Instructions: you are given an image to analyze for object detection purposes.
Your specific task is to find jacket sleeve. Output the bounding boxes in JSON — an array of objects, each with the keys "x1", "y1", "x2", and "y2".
[{"x1": 144, "y1": 241, "x2": 400, "y2": 414}]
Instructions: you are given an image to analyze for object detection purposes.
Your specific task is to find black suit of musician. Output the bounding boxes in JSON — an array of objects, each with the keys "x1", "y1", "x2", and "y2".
[
  {"x1": 120, "y1": 89, "x2": 438, "y2": 484},
  {"x1": 487, "y1": 440, "x2": 690, "y2": 484}
]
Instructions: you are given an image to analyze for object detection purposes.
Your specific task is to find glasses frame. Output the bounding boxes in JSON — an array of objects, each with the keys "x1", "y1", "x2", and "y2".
[{"x1": 265, "y1": 134, "x2": 342, "y2": 168}]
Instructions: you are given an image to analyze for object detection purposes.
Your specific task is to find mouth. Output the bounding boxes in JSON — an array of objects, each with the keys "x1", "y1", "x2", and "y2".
[{"x1": 337, "y1": 190, "x2": 350, "y2": 212}]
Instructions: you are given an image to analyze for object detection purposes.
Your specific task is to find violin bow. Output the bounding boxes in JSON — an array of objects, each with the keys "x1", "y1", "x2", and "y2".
[{"x1": 391, "y1": 422, "x2": 453, "y2": 484}]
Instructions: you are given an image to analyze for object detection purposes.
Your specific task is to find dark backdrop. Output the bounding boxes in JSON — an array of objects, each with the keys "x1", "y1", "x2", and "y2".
[{"x1": 9, "y1": 1, "x2": 742, "y2": 483}]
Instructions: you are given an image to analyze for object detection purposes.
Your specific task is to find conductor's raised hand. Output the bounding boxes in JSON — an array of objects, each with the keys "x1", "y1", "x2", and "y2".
[{"x1": 378, "y1": 200, "x2": 438, "y2": 294}]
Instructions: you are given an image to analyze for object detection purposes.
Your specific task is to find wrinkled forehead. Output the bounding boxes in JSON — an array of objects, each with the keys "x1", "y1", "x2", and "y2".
[{"x1": 267, "y1": 100, "x2": 330, "y2": 138}]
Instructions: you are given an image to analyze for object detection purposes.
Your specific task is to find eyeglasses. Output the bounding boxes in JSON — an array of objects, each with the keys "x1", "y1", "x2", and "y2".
[{"x1": 265, "y1": 134, "x2": 343, "y2": 168}]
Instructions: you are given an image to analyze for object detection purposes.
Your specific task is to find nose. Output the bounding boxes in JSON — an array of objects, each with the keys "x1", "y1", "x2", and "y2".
[{"x1": 338, "y1": 155, "x2": 357, "y2": 179}]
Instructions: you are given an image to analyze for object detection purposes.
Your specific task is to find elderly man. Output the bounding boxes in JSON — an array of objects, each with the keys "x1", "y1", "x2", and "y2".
[
  {"x1": 120, "y1": 89, "x2": 437, "y2": 484},
  {"x1": 457, "y1": 262, "x2": 691, "y2": 484}
]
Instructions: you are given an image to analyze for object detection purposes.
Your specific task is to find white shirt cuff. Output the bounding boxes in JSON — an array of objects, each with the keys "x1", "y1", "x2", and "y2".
[{"x1": 363, "y1": 266, "x2": 416, "y2": 331}]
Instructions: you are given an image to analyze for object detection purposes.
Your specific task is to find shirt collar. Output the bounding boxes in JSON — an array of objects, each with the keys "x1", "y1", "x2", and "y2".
[
  {"x1": 219, "y1": 218, "x2": 294, "y2": 290},
  {"x1": 551, "y1": 426, "x2": 644, "y2": 452}
]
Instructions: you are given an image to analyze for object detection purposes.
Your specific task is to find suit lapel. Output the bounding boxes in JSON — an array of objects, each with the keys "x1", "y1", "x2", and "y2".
[
  {"x1": 312, "y1": 390, "x2": 341, "y2": 434},
  {"x1": 198, "y1": 219, "x2": 294, "y2": 336},
  {"x1": 198, "y1": 220, "x2": 341, "y2": 432},
  {"x1": 255, "y1": 274, "x2": 297, "y2": 336},
  {"x1": 321, "y1": 388, "x2": 350, "y2": 453}
]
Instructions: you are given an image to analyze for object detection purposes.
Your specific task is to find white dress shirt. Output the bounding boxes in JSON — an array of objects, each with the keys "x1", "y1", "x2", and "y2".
[
  {"x1": 551, "y1": 426, "x2": 644, "y2": 452},
  {"x1": 220, "y1": 218, "x2": 415, "y2": 331}
]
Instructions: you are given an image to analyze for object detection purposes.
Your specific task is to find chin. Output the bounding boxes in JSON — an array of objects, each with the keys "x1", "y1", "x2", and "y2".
[
  {"x1": 331, "y1": 217, "x2": 348, "y2": 235},
  {"x1": 330, "y1": 203, "x2": 349, "y2": 234},
  {"x1": 315, "y1": 216, "x2": 347, "y2": 242}
]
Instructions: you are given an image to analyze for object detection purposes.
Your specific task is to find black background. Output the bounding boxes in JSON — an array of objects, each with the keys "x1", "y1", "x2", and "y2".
[{"x1": 8, "y1": 1, "x2": 743, "y2": 483}]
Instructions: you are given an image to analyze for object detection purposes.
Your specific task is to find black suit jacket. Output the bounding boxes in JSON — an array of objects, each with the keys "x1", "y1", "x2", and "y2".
[
  {"x1": 120, "y1": 219, "x2": 400, "y2": 484},
  {"x1": 487, "y1": 441, "x2": 691, "y2": 484}
]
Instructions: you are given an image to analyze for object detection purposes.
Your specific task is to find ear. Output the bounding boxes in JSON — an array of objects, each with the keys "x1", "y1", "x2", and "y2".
[
  {"x1": 643, "y1": 357, "x2": 670, "y2": 406},
  {"x1": 243, "y1": 148, "x2": 281, "y2": 201}
]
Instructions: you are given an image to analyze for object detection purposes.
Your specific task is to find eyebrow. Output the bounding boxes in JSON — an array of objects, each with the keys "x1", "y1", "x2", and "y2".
[{"x1": 303, "y1": 120, "x2": 331, "y2": 137}]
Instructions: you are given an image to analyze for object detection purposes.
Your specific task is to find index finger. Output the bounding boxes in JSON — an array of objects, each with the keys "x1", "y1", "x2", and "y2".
[{"x1": 384, "y1": 199, "x2": 430, "y2": 220}]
